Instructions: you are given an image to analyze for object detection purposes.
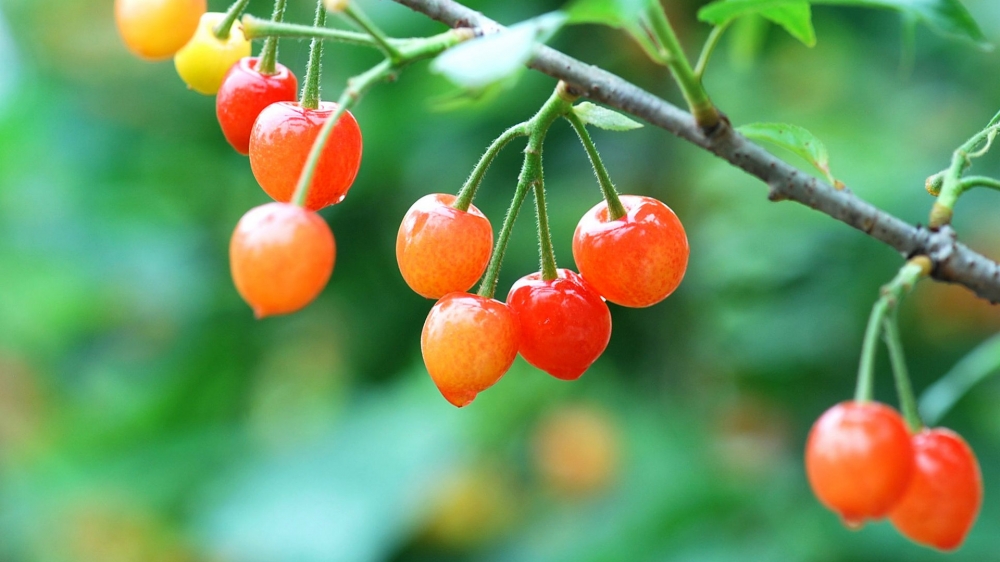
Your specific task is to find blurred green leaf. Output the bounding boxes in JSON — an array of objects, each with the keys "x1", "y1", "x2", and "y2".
[
  {"x1": 920, "y1": 332, "x2": 1000, "y2": 425},
  {"x1": 572, "y1": 102, "x2": 644, "y2": 131},
  {"x1": 564, "y1": 0, "x2": 665, "y2": 63},
  {"x1": 699, "y1": 0, "x2": 816, "y2": 47},
  {"x1": 431, "y1": 12, "x2": 567, "y2": 90},
  {"x1": 814, "y1": 0, "x2": 989, "y2": 49},
  {"x1": 738, "y1": 122, "x2": 838, "y2": 185}
]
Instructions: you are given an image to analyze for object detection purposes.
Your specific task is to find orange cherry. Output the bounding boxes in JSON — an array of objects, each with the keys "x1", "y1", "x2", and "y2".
[{"x1": 115, "y1": 0, "x2": 206, "y2": 60}]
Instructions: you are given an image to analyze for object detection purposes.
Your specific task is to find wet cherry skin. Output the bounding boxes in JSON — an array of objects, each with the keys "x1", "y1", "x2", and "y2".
[
  {"x1": 572, "y1": 195, "x2": 689, "y2": 308},
  {"x1": 396, "y1": 194, "x2": 493, "y2": 299},
  {"x1": 216, "y1": 58, "x2": 299, "y2": 155},
  {"x1": 174, "y1": 12, "x2": 252, "y2": 95},
  {"x1": 115, "y1": 0, "x2": 206, "y2": 60},
  {"x1": 249, "y1": 101, "x2": 363, "y2": 211},
  {"x1": 805, "y1": 401, "x2": 915, "y2": 527},
  {"x1": 889, "y1": 428, "x2": 983, "y2": 551},
  {"x1": 230, "y1": 202, "x2": 335, "y2": 318},
  {"x1": 506, "y1": 269, "x2": 611, "y2": 380},
  {"x1": 421, "y1": 293, "x2": 520, "y2": 407}
]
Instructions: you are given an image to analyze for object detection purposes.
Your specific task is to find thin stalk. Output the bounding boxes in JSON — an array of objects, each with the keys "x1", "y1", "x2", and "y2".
[
  {"x1": 883, "y1": 313, "x2": 923, "y2": 432},
  {"x1": 694, "y1": 21, "x2": 731, "y2": 81},
  {"x1": 241, "y1": 16, "x2": 385, "y2": 47},
  {"x1": 565, "y1": 109, "x2": 627, "y2": 220},
  {"x1": 476, "y1": 170, "x2": 533, "y2": 299},
  {"x1": 958, "y1": 175, "x2": 1000, "y2": 193},
  {"x1": 214, "y1": 0, "x2": 252, "y2": 40},
  {"x1": 453, "y1": 124, "x2": 529, "y2": 212},
  {"x1": 930, "y1": 122, "x2": 1000, "y2": 227},
  {"x1": 300, "y1": 2, "x2": 329, "y2": 110},
  {"x1": 532, "y1": 155, "x2": 558, "y2": 281},
  {"x1": 258, "y1": 0, "x2": 289, "y2": 75},
  {"x1": 343, "y1": 4, "x2": 405, "y2": 63}
]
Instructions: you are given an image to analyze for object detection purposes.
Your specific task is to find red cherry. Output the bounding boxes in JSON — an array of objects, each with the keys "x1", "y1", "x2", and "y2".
[
  {"x1": 572, "y1": 195, "x2": 689, "y2": 308},
  {"x1": 889, "y1": 428, "x2": 982, "y2": 550},
  {"x1": 396, "y1": 194, "x2": 493, "y2": 299},
  {"x1": 216, "y1": 57, "x2": 299, "y2": 155},
  {"x1": 421, "y1": 293, "x2": 519, "y2": 407},
  {"x1": 805, "y1": 401, "x2": 915, "y2": 527},
  {"x1": 229, "y1": 202, "x2": 335, "y2": 318},
  {"x1": 506, "y1": 269, "x2": 611, "y2": 380},
  {"x1": 249, "y1": 101, "x2": 363, "y2": 211}
]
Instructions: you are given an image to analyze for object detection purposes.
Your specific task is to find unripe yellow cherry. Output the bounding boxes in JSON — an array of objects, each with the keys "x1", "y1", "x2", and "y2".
[{"x1": 174, "y1": 12, "x2": 252, "y2": 95}]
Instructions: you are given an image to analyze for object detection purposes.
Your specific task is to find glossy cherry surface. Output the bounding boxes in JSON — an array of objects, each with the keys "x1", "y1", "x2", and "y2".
[
  {"x1": 421, "y1": 292, "x2": 519, "y2": 407},
  {"x1": 115, "y1": 0, "x2": 206, "y2": 60},
  {"x1": 890, "y1": 428, "x2": 982, "y2": 551},
  {"x1": 230, "y1": 202, "x2": 335, "y2": 318},
  {"x1": 249, "y1": 101, "x2": 363, "y2": 211},
  {"x1": 572, "y1": 195, "x2": 689, "y2": 308},
  {"x1": 805, "y1": 401, "x2": 915, "y2": 526},
  {"x1": 506, "y1": 269, "x2": 611, "y2": 380},
  {"x1": 397, "y1": 194, "x2": 493, "y2": 299},
  {"x1": 216, "y1": 57, "x2": 299, "y2": 155},
  {"x1": 174, "y1": 12, "x2": 252, "y2": 95}
]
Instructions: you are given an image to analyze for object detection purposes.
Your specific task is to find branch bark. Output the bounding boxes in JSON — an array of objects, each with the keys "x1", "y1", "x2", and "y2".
[{"x1": 391, "y1": 0, "x2": 1000, "y2": 303}]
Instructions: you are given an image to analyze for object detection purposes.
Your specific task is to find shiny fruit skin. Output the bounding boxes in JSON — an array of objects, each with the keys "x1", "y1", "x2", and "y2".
[
  {"x1": 421, "y1": 293, "x2": 519, "y2": 407},
  {"x1": 396, "y1": 194, "x2": 493, "y2": 299},
  {"x1": 249, "y1": 101, "x2": 363, "y2": 211},
  {"x1": 572, "y1": 195, "x2": 689, "y2": 308},
  {"x1": 889, "y1": 428, "x2": 983, "y2": 551},
  {"x1": 230, "y1": 202, "x2": 335, "y2": 318},
  {"x1": 174, "y1": 12, "x2": 252, "y2": 95},
  {"x1": 216, "y1": 58, "x2": 299, "y2": 155},
  {"x1": 805, "y1": 401, "x2": 915, "y2": 526},
  {"x1": 115, "y1": 0, "x2": 206, "y2": 60},
  {"x1": 506, "y1": 269, "x2": 611, "y2": 380}
]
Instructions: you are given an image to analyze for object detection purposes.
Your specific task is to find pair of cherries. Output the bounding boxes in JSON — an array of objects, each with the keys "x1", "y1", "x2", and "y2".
[
  {"x1": 396, "y1": 193, "x2": 690, "y2": 406},
  {"x1": 806, "y1": 401, "x2": 983, "y2": 550}
]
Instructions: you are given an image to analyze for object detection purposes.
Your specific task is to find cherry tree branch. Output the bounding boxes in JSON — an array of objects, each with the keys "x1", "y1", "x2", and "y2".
[{"x1": 389, "y1": 0, "x2": 1000, "y2": 303}]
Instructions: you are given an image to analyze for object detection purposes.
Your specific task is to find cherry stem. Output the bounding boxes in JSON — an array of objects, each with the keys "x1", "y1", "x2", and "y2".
[
  {"x1": 883, "y1": 312, "x2": 923, "y2": 432},
  {"x1": 300, "y1": 0, "x2": 328, "y2": 111},
  {"x1": 453, "y1": 124, "x2": 528, "y2": 212},
  {"x1": 258, "y1": 0, "x2": 289, "y2": 76},
  {"x1": 342, "y1": 4, "x2": 405, "y2": 64},
  {"x1": 694, "y1": 21, "x2": 732, "y2": 82},
  {"x1": 241, "y1": 16, "x2": 387, "y2": 48},
  {"x1": 476, "y1": 167, "x2": 533, "y2": 300},
  {"x1": 213, "y1": 0, "x2": 252, "y2": 40},
  {"x1": 854, "y1": 257, "x2": 931, "y2": 403},
  {"x1": 565, "y1": 109, "x2": 627, "y2": 221},
  {"x1": 532, "y1": 164, "x2": 558, "y2": 281}
]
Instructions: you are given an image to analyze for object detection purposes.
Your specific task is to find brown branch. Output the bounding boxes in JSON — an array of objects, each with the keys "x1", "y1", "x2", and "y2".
[{"x1": 391, "y1": 0, "x2": 1000, "y2": 303}]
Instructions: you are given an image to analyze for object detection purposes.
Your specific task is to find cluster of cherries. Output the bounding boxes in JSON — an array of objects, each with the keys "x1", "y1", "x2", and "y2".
[
  {"x1": 115, "y1": 0, "x2": 363, "y2": 318},
  {"x1": 398, "y1": 194, "x2": 689, "y2": 406},
  {"x1": 806, "y1": 400, "x2": 982, "y2": 550}
]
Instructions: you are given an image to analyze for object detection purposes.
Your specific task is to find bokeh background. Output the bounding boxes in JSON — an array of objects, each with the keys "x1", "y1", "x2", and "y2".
[{"x1": 1, "y1": 0, "x2": 1000, "y2": 560}]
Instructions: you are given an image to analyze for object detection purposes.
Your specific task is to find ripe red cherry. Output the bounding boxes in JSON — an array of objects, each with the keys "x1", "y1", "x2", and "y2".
[
  {"x1": 230, "y1": 202, "x2": 335, "y2": 318},
  {"x1": 421, "y1": 293, "x2": 519, "y2": 407},
  {"x1": 889, "y1": 428, "x2": 982, "y2": 550},
  {"x1": 396, "y1": 194, "x2": 493, "y2": 299},
  {"x1": 572, "y1": 195, "x2": 689, "y2": 308},
  {"x1": 805, "y1": 401, "x2": 915, "y2": 527},
  {"x1": 506, "y1": 269, "x2": 611, "y2": 380},
  {"x1": 216, "y1": 57, "x2": 299, "y2": 155},
  {"x1": 249, "y1": 101, "x2": 363, "y2": 211}
]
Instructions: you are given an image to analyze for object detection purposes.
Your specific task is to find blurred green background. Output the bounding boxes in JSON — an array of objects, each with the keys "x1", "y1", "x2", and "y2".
[{"x1": 1, "y1": 0, "x2": 1000, "y2": 560}]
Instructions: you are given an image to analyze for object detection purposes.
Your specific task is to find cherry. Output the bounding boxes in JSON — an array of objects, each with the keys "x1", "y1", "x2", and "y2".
[
  {"x1": 230, "y1": 202, "x2": 335, "y2": 318},
  {"x1": 216, "y1": 58, "x2": 299, "y2": 155},
  {"x1": 805, "y1": 401, "x2": 915, "y2": 527},
  {"x1": 421, "y1": 293, "x2": 519, "y2": 407},
  {"x1": 396, "y1": 194, "x2": 493, "y2": 299},
  {"x1": 889, "y1": 428, "x2": 982, "y2": 550},
  {"x1": 249, "y1": 101, "x2": 363, "y2": 211},
  {"x1": 115, "y1": 0, "x2": 206, "y2": 60},
  {"x1": 506, "y1": 269, "x2": 611, "y2": 380},
  {"x1": 572, "y1": 195, "x2": 689, "y2": 308},
  {"x1": 174, "y1": 12, "x2": 252, "y2": 95}
]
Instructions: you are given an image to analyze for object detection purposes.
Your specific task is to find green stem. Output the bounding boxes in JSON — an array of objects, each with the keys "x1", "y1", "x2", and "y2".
[
  {"x1": 565, "y1": 109, "x2": 627, "y2": 221},
  {"x1": 929, "y1": 121, "x2": 1000, "y2": 227},
  {"x1": 453, "y1": 124, "x2": 528, "y2": 212},
  {"x1": 241, "y1": 16, "x2": 385, "y2": 47},
  {"x1": 300, "y1": 1, "x2": 329, "y2": 110},
  {"x1": 644, "y1": 3, "x2": 719, "y2": 130},
  {"x1": 476, "y1": 170, "x2": 533, "y2": 300},
  {"x1": 883, "y1": 313, "x2": 923, "y2": 432},
  {"x1": 213, "y1": 0, "x2": 252, "y2": 40},
  {"x1": 532, "y1": 157, "x2": 558, "y2": 281},
  {"x1": 694, "y1": 21, "x2": 731, "y2": 81},
  {"x1": 855, "y1": 257, "x2": 930, "y2": 402},
  {"x1": 258, "y1": 0, "x2": 289, "y2": 75},
  {"x1": 958, "y1": 175, "x2": 1000, "y2": 193},
  {"x1": 920, "y1": 332, "x2": 1000, "y2": 426},
  {"x1": 343, "y1": 4, "x2": 405, "y2": 64}
]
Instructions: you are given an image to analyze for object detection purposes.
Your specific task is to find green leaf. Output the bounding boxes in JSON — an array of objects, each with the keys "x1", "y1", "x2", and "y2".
[
  {"x1": 698, "y1": 0, "x2": 816, "y2": 47},
  {"x1": 431, "y1": 12, "x2": 567, "y2": 90},
  {"x1": 814, "y1": 0, "x2": 989, "y2": 49},
  {"x1": 572, "y1": 102, "x2": 644, "y2": 131},
  {"x1": 564, "y1": 0, "x2": 666, "y2": 63},
  {"x1": 920, "y1": 333, "x2": 1000, "y2": 425},
  {"x1": 738, "y1": 122, "x2": 838, "y2": 185}
]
